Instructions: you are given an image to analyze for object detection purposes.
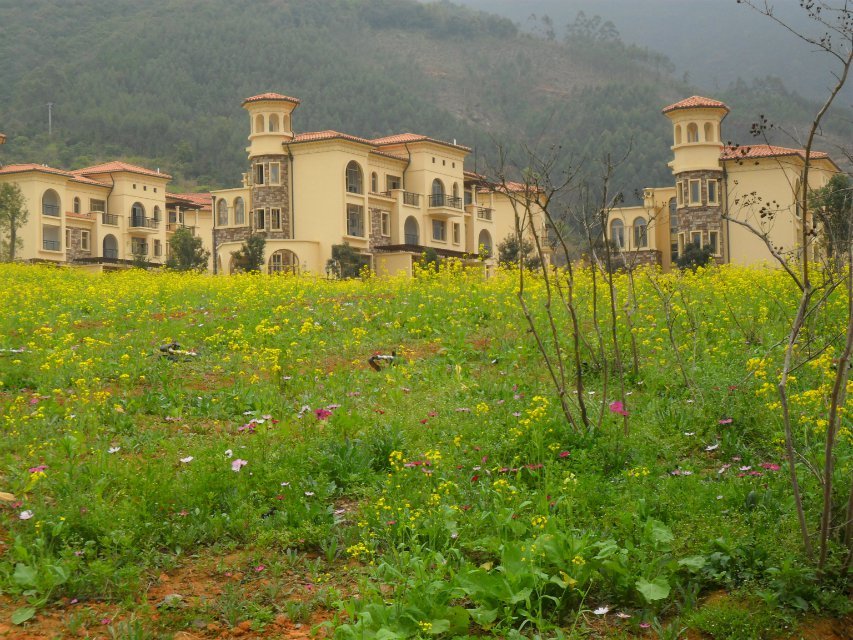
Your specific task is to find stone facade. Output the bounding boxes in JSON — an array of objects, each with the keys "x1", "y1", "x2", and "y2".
[
  {"x1": 616, "y1": 249, "x2": 661, "y2": 269},
  {"x1": 64, "y1": 227, "x2": 92, "y2": 262},
  {"x1": 674, "y1": 169, "x2": 725, "y2": 258},
  {"x1": 250, "y1": 155, "x2": 292, "y2": 240},
  {"x1": 369, "y1": 207, "x2": 391, "y2": 250}
]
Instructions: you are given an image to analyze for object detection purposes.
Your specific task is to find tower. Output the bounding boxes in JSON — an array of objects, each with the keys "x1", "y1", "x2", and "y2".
[
  {"x1": 241, "y1": 93, "x2": 301, "y2": 239},
  {"x1": 663, "y1": 96, "x2": 728, "y2": 262}
]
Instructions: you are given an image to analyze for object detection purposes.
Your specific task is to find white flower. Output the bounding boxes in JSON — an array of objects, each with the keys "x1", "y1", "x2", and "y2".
[
  {"x1": 615, "y1": 612, "x2": 631, "y2": 619},
  {"x1": 280, "y1": 482, "x2": 290, "y2": 487},
  {"x1": 180, "y1": 456, "x2": 193, "y2": 463},
  {"x1": 304, "y1": 491, "x2": 315, "y2": 497},
  {"x1": 705, "y1": 444, "x2": 719, "y2": 452},
  {"x1": 108, "y1": 446, "x2": 120, "y2": 454},
  {"x1": 224, "y1": 449, "x2": 233, "y2": 458},
  {"x1": 593, "y1": 606, "x2": 610, "y2": 615},
  {"x1": 19, "y1": 510, "x2": 34, "y2": 520},
  {"x1": 683, "y1": 432, "x2": 695, "y2": 436}
]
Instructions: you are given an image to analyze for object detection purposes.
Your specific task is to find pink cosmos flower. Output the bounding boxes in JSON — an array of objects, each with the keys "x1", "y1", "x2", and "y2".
[
  {"x1": 231, "y1": 459, "x2": 248, "y2": 472},
  {"x1": 719, "y1": 418, "x2": 733, "y2": 425},
  {"x1": 28, "y1": 464, "x2": 47, "y2": 474},
  {"x1": 255, "y1": 565, "x2": 265, "y2": 572},
  {"x1": 609, "y1": 401, "x2": 629, "y2": 417},
  {"x1": 314, "y1": 408, "x2": 332, "y2": 420},
  {"x1": 760, "y1": 462, "x2": 781, "y2": 471},
  {"x1": 559, "y1": 451, "x2": 571, "y2": 458}
]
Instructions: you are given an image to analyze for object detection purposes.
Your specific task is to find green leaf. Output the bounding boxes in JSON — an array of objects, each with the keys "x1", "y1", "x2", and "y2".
[
  {"x1": 428, "y1": 619, "x2": 450, "y2": 634},
  {"x1": 11, "y1": 607, "x2": 36, "y2": 625},
  {"x1": 510, "y1": 587, "x2": 532, "y2": 604},
  {"x1": 636, "y1": 577, "x2": 671, "y2": 602},
  {"x1": 678, "y1": 555, "x2": 707, "y2": 571},
  {"x1": 470, "y1": 607, "x2": 498, "y2": 625},
  {"x1": 648, "y1": 520, "x2": 674, "y2": 546},
  {"x1": 12, "y1": 564, "x2": 37, "y2": 588}
]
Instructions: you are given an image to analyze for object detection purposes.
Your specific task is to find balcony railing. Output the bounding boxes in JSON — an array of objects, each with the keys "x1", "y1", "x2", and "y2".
[
  {"x1": 130, "y1": 216, "x2": 159, "y2": 229},
  {"x1": 476, "y1": 207, "x2": 494, "y2": 221},
  {"x1": 429, "y1": 194, "x2": 463, "y2": 209},
  {"x1": 131, "y1": 244, "x2": 149, "y2": 255},
  {"x1": 403, "y1": 192, "x2": 420, "y2": 207},
  {"x1": 369, "y1": 190, "x2": 393, "y2": 198},
  {"x1": 103, "y1": 249, "x2": 118, "y2": 259},
  {"x1": 101, "y1": 213, "x2": 119, "y2": 225},
  {"x1": 167, "y1": 223, "x2": 195, "y2": 234},
  {"x1": 404, "y1": 234, "x2": 420, "y2": 244},
  {"x1": 42, "y1": 204, "x2": 60, "y2": 216},
  {"x1": 42, "y1": 240, "x2": 61, "y2": 251}
]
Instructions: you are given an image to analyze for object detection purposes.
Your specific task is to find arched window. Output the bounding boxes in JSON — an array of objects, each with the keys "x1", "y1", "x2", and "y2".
[
  {"x1": 217, "y1": 199, "x2": 229, "y2": 226},
  {"x1": 404, "y1": 216, "x2": 419, "y2": 244},
  {"x1": 153, "y1": 206, "x2": 162, "y2": 222},
  {"x1": 633, "y1": 217, "x2": 648, "y2": 248},
  {"x1": 41, "y1": 189, "x2": 60, "y2": 216},
  {"x1": 452, "y1": 182, "x2": 460, "y2": 206},
  {"x1": 610, "y1": 219, "x2": 625, "y2": 249},
  {"x1": 73, "y1": 197, "x2": 81, "y2": 214},
  {"x1": 255, "y1": 114, "x2": 264, "y2": 133},
  {"x1": 131, "y1": 202, "x2": 145, "y2": 227},
  {"x1": 269, "y1": 114, "x2": 280, "y2": 132},
  {"x1": 686, "y1": 123, "x2": 699, "y2": 143},
  {"x1": 103, "y1": 234, "x2": 118, "y2": 259},
  {"x1": 704, "y1": 122, "x2": 714, "y2": 142},
  {"x1": 674, "y1": 124, "x2": 682, "y2": 145},
  {"x1": 269, "y1": 249, "x2": 299, "y2": 274},
  {"x1": 431, "y1": 179, "x2": 445, "y2": 206},
  {"x1": 478, "y1": 229, "x2": 493, "y2": 257},
  {"x1": 346, "y1": 161, "x2": 363, "y2": 194},
  {"x1": 234, "y1": 197, "x2": 245, "y2": 225},
  {"x1": 371, "y1": 172, "x2": 378, "y2": 193}
]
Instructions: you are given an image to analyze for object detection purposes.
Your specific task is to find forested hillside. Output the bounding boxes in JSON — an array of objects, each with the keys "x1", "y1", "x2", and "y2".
[{"x1": 0, "y1": 0, "x2": 849, "y2": 200}]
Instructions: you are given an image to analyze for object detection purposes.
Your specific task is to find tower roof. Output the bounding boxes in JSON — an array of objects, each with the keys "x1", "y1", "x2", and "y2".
[
  {"x1": 242, "y1": 92, "x2": 301, "y2": 106},
  {"x1": 662, "y1": 96, "x2": 729, "y2": 115}
]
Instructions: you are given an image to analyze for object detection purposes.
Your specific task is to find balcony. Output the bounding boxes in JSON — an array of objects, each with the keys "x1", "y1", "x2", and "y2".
[
  {"x1": 429, "y1": 194, "x2": 463, "y2": 209},
  {"x1": 369, "y1": 190, "x2": 393, "y2": 200},
  {"x1": 476, "y1": 207, "x2": 494, "y2": 221},
  {"x1": 402, "y1": 192, "x2": 421, "y2": 207},
  {"x1": 129, "y1": 216, "x2": 160, "y2": 230},
  {"x1": 167, "y1": 223, "x2": 195, "y2": 235},
  {"x1": 101, "y1": 213, "x2": 119, "y2": 226},
  {"x1": 42, "y1": 239, "x2": 61, "y2": 251},
  {"x1": 42, "y1": 204, "x2": 60, "y2": 217}
]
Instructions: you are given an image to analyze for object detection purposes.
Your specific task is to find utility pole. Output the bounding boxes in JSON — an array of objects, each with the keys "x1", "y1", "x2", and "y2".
[{"x1": 47, "y1": 102, "x2": 53, "y2": 136}]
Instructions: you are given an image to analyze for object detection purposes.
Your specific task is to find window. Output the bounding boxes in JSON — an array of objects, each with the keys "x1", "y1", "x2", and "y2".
[
  {"x1": 381, "y1": 211, "x2": 391, "y2": 237},
  {"x1": 371, "y1": 172, "x2": 378, "y2": 193},
  {"x1": 81, "y1": 230, "x2": 90, "y2": 251},
  {"x1": 675, "y1": 124, "x2": 682, "y2": 145},
  {"x1": 687, "y1": 122, "x2": 699, "y2": 143},
  {"x1": 73, "y1": 197, "x2": 81, "y2": 214},
  {"x1": 689, "y1": 179, "x2": 701, "y2": 205},
  {"x1": 255, "y1": 114, "x2": 264, "y2": 133},
  {"x1": 255, "y1": 164, "x2": 266, "y2": 185},
  {"x1": 234, "y1": 197, "x2": 245, "y2": 225},
  {"x1": 256, "y1": 209, "x2": 266, "y2": 230},
  {"x1": 464, "y1": 188, "x2": 473, "y2": 206},
  {"x1": 432, "y1": 220, "x2": 446, "y2": 242},
  {"x1": 347, "y1": 204, "x2": 364, "y2": 237},
  {"x1": 676, "y1": 181, "x2": 684, "y2": 206},
  {"x1": 269, "y1": 113, "x2": 280, "y2": 132},
  {"x1": 386, "y1": 175, "x2": 401, "y2": 191},
  {"x1": 269, "y1": 249, "x2": 299, "y2": 274},
  {"x1": 42, "y1": 189, "x2": 60, "y2": 216},
  {"x1": 452, "y1": 223, "x2": 461, "y2": 244},
  {"x1": 217, "y1": 199, "x2": 229, "y2": 226},
  {"x1": 633, "y1": 217, "x2": 648, "y2": 248},
  {"x1": 90, "y1": 199, "x2": 105, "y2": 213},
  {"x1": 346, "y1": 161, "x2": 363, "y2": 194},
  {"x1": 691, "y1": 231, "x2": 702, "y2": 247},
  {"x1": 704, "y1": 122, "x2": 714, "y2": 142},
  {"x1": 131, "y1": 238, "x2": 148, "y2": 255},
  {"x1": 269, "y1": 162, "x2": 280, "y2": 185},
  {"x1": 478, "y1": 229, "x2": 493, "y2": 256},
  {"x1": 153, "y1": 206, "x2": 162, "y2": 222},
  {"x1": 131, "y1": 202, "x2": 145, "y2": 226},
  {"x1": 709, "y1": 231, "x2": 719, "y2": 255},
  {"x1": 610, "y1": 219, "x2": 625, "y2": 249},
  {"x1": 154, "y1": 239, "x2": 162, "y2": 257},
  {"x1": 707, "y1": 179, "x2": 719, "y2": 205},
  {"x1": 65, "y1": 229, "x2": 71, "y2": 248},
  {"x1": 270, "y1": 208, "x2": 281, "y2": 230}
]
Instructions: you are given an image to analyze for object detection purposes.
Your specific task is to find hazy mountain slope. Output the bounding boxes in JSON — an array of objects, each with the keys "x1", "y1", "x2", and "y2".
[{"x1": 0, "y1": 0, "x2": 847, "y2": 201}]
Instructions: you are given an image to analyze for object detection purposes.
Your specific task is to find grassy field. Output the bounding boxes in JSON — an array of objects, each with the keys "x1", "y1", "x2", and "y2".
[{"x1": 0, "y1": 263, "x2": 849, "y2": 639}]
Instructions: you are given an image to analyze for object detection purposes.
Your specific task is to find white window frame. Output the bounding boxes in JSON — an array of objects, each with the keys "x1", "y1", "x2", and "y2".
[
  {"x1": 691, "y1": 231, "x2": 702, "y2": 247},
  {"x1": 347, "y1": 204, "x2": 364, "y2": 237},
  {"x1": 709, "y1": 231, "x2": 720, "y2": 256},
  {"x1": 256, "y1": 208, "x2": 266, "y2": 230},
  {"x1": 689, "y1": 179, "x2": 702, "y2": 206},
  {"x1": 255, "y1": 163, "x2": 266, "y2": 186},
  {"x1": 269, "y1": 162, "x2": 281, "y2": 186},
  {"x1": 81, "y1": 230, "x2": 90, "y2": 251},
  {"x1": 154, "y1": 239, "x2": 162, "y2": 257},
  {"x1": 707, "y1": 179, "x2": 719, "y2": 205},
  {"x1": 270, "y1": 208, "x2": 282, "y2": 230},
  {"x1": 452, "y1": 222, "x2": 461, "y2": 245},
  {"x1": 381, "y1": 211, "x2": 391, "y2": 237},
  {"x1": 432, "y1": 220, "x2": 447, "y2": 242}
]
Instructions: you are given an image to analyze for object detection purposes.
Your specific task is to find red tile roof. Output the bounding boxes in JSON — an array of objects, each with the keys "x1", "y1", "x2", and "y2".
[
  {"x1": 73, "y1": 161, "x2": 171, "y2": 180},
  {"x1": 66, "y1": 211, "x2": 95, "y2": 221},
  {"x1": 243, "y1": 92, "x2": 301, "y2": 106},
  {"x1": 369, "y1": 149, "x2": 407, "y2": 162},
  {"x1": 168, "y1": 192, "x2": 212, "y2": 208},
  {"x1": 371, "y1": 133, "x2": 470, "y2": 151},
  {"x1": 721, "y1": 144, "x2": 832, "y2": 163},
  {"x1": 663, "y1": 96, "x2": 729, "y2": 114},
  {"x1": 0, "y1": 163, "x2": 110, "y2": 187},
  {"x1": 291, "y1": 130, "x2": 372, "y2": 145}
]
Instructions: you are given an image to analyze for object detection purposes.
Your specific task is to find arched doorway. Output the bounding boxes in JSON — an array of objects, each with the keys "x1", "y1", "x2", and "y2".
[
  {"x1": 42, "y1": 189, "x2": 61, "y2": 217},
  {"x1": 268, "y1": 249, "x2": 299, "y2": 274},
  {"x1": 131, "y1": 202, "x2": 145, "y2": 227},
  {"x1": 478, "y1": 229, "x2": 493, "y2": 257},
  {"x1": 404, "y1": 216, "x2": 419, "y2": 245},
  {"x1": 431, "y1": 179, "x2": 445, "y2": 206},
  {"x1": 103, "y1": 234, "x2": 118, "y2": 259}
]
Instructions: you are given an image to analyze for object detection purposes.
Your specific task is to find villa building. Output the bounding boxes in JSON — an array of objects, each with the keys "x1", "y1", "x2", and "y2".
[
  {"x1": 211, "y1": 92, "x2": 540, "y2": 275},
  {"x1": 0, "y1": 160, "x2": 213, "y2": 269},
  {"x1": 608, "y1": 96, "x2": 839, "y2": 270}
]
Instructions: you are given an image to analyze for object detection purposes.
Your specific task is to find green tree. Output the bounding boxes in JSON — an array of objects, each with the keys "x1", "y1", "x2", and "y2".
[
  {"x1": 497, "y1": 233, "x2": 541, "y2": 269},
  {"x1": 813, "y1": 173, "x2": 853, "y2": 261},
  {"x1": 418, "y1": 247, "x2": 440, "y2": 270},
  {"x1": 676, "y1": 241, "x2": 714, "y2": 270},
  {"x1": 231, "y1": 234, "x2": 266, "y2": 273},
  {"x1": 165, "y1": 227, "x2": 210, "y2": 271},
  {"x1": 327, "y1": 242, "x2": 369, "y2": 279},
  {"x1": 0, "y1": 183, "x2": 29, "y2": 262}
]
